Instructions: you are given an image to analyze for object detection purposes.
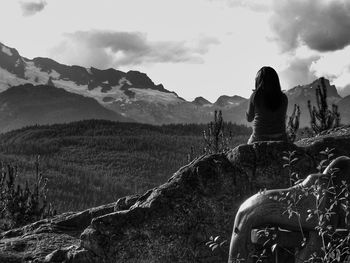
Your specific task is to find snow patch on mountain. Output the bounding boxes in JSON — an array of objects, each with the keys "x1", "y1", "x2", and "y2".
[
  {"x1": 129, "y1": 88, "x2": 182, "y2": 104},
  {"x1": 1, "y1": 46, "x2": 12, "y2": 56},
  {"x1": 102, "y1": 85, "x2": 130, "y2": 102},
  {"x1": 53, "y1": 79, "x2": 88, "y2": 96},
  {"x1": 51, "y1": 79, "x2": 131, "y2": 104},
  {"x1": 228, "y1": 102, "x2": 241, "y2": 106},
  {"x1": 0, "y1": 42, "x2": 184, "y2": 108},
  {"x1": 119, "y1": 77, "x2": 132, "y2": 86},
  {"x1": 93, "y1": 86, "x2": 130, "y2": 103},
  {"x1": 25, "y1": 61, "x2": 50, "y2": 83},
  {"x1": 0, "y1": 59, "x2": 180, "y2": 105},
  {"x1": 50, "y1": 70, "x2": 60, "y2": 79},
  {"x1": 0, "y1": 68, "x2": 27, "y2": 91}
]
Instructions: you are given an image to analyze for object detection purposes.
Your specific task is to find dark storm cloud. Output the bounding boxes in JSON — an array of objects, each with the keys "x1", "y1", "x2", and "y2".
[
  {"x1": 270, "y1": 0, "x2": 350, "y2": 52},
  {"x1": 20, "y1": 0, "x2": 47, "y2": 16},
  {"x1": 279, "y1": 56, "x2": 320, "y2": 88},
  {"x1": 63, "y1": 31, "x2": 220, "y2": 67}
]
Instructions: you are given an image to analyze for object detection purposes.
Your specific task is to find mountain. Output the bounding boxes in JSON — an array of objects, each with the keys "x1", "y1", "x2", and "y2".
[
  {"x1": 286, "y1": 78, "x2": 340, "y2": 102},
  {"x1": 0, "y1": 42, "x2": 189, "y2": 125},
  {"x1": 285, "y1": 77, "x2": 343, "y2": 127},
  {"x1": 0, "y1": 83, "x2": 131, "y2": 132},
  {"x1": 214, "y1": 95, "x2": 247, "y2": 107},
  {"x1": 192, "y1": 96, "x2": 211, "y2": 106},
  {"x1": 0, "y1": 42, "x2": 251, "y2": 126},
  {"x1": 0, "y1": 41, "x2": 350, "y2": 129},
  {"x1": 0, "y1": 42, "x2": 172, "y2": 99},
  {"x1": 337, "y1": 95, "x2": 350, "y2": 125}
]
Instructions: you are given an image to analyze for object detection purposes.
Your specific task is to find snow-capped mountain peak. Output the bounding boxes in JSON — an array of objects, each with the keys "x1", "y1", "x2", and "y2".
[
  {"x1": 0, "y1": 42, "x2": 183, "y2": 106},
  {"x1": 1, "y1": 41, "x2": 350, "y2": 128},
  {"x1": 1, "y1": 45, "x2": 13, "y2": 56}
]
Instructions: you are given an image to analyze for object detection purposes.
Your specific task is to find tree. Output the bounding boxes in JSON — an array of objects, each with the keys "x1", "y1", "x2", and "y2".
[
  {"x1": 0, "y1": 157, "x2": 56, "y2": 230},
  {"x1": 286, "y1": 104, "x2": 301, "y2": 142},
  {"x1": 307, "y1": 77, "x2": 340, "y2": 134},
  {"x1": 203, "y1": 110, "x2": 231, "y2": 154}
]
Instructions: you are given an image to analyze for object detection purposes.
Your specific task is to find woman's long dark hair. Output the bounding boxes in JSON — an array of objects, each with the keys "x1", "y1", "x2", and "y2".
[{"x1": 254, "y1": 66, "x2": 283, "y2": 111}]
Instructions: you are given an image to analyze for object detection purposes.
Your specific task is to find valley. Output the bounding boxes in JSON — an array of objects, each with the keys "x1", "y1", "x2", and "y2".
[{"x1": 0, "y1": 120, "x2": 250, "y2": 212}]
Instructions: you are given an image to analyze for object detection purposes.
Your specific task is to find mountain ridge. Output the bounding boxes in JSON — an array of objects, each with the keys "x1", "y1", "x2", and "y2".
[
  {"x1": 0, "y1": 41, "x2": 350, "y2": 128},
  {"x1": 0, "y1": 42, "x2": 180, "y2": 101},
  {"x1": 0, "y1": 83, "x2": 131, "y2": 132}
]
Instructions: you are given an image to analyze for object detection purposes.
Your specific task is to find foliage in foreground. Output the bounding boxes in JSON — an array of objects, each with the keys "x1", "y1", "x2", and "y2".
[
  {"x1": 280, "y1": 148, "x2": 350, "y2": 262},
  {"x1": 246, "y1": 149, "x2": 350, "y2": 263},
  {"x1": 208, "y1": 148, "x2": 350, "y2": 262},
  {"x1": 0, "y1": 157, "x2": 55, "y2": 231},
  {"x1": 308, "y1": 77, "x2": 341, "y2": 134},
  {"x1": 203, "y1": 110, "x2": 233, "y2": 154},
  {"x1": 287, "y1": 104, "x2": 301, "y2": 142}
]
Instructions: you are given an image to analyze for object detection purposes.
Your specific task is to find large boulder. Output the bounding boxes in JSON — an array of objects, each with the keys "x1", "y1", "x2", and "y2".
[{"x1": 1, "y1": 126, "x2": 350, "y2": 262}]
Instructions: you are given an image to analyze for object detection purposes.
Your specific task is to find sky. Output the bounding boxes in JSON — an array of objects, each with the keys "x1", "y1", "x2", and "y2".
[{"x1": 1, "y1": 0, "x2": 350, "y2": 102}]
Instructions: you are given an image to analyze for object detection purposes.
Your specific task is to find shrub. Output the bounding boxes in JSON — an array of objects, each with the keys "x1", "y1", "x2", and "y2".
[
  {"x1": 219, "y1": 149, "x2": 350, "y2": 262},
  {"x1": 307, "y1": 77, "x2": 341, "y2": 134},
  {"x1": 277, "y1": 148, "x2": 350, "y2": 262},
  {"x1": 203, "y1": 110, "x2": 232, "y2": 154},
  {"x1": 286, "y1": 104, "x2": 301, "y2": 142},
  {"x1": 0, "y1": 156, "x2": 55, "y2": 230}
]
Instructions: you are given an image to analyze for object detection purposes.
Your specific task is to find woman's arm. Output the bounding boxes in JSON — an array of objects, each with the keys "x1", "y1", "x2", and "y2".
[{"x1": 246, "y1": 93, "x2": 255, "y2": 122}]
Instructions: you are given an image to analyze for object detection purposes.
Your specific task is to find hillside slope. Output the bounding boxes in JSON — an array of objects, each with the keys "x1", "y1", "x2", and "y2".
[
  {"x1": 1, "y1": 126, "x2": 350, "y2": 262},
  {"x1": 0, "y1": 120, "x2": 250, "y2": 212},
  {"x1": 0, "y1": 84, "x2": 131, "y2": 132}
]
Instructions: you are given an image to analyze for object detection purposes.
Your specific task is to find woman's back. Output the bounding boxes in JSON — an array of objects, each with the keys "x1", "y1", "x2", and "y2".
[
  {"x1": 247, "y1": 91, "x2": 288, "y2": 136},
  {"x1": 246, "y1": 66, "x2": 288, "y2": 143}
]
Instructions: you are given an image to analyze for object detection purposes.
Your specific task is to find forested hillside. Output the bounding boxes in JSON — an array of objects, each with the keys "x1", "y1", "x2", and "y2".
[{"x1": 0, "y1": 120, "x2": 250, "y2": 212}]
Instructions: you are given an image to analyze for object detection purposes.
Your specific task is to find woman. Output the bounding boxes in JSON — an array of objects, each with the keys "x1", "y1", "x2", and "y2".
[{"x1": 246, "y1": 66, "x2": 288, "y2": 144}]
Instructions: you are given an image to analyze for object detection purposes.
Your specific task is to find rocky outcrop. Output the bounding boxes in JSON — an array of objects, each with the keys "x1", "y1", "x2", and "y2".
[{"x1": 2, "y1": 126, "x2": 350, "y2": 262}]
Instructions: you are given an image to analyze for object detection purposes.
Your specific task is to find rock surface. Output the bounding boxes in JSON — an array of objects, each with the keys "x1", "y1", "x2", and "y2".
[{"x1": 2, "y1": 126, "x2": 350, "y2": 262}]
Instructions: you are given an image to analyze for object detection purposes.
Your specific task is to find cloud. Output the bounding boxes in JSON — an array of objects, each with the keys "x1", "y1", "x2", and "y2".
[
  {"x1": 20, "y1": 0, "x2": 47, "y2": 16},
  {"x1": 52, "y1": 30, "x2": 219, "y2": 68},
  {"x1": 208, "y1": 0, "x2": 272, "y2": 12},
  {"x1": 338, "y1": 84, "x2": 350, "y2": 97},
  {"x1": 279, "y1": 45, "x2": 350, "y2": 93},
  {"x1": 279, "y1": 56, "x2": 320, "y2": 89},
  {"x1": 270, "y1": 0, "x2": 350, "y2": 52},
  {"x1": 310, "y1": 45, "x2": 350, "y2": 95}
]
